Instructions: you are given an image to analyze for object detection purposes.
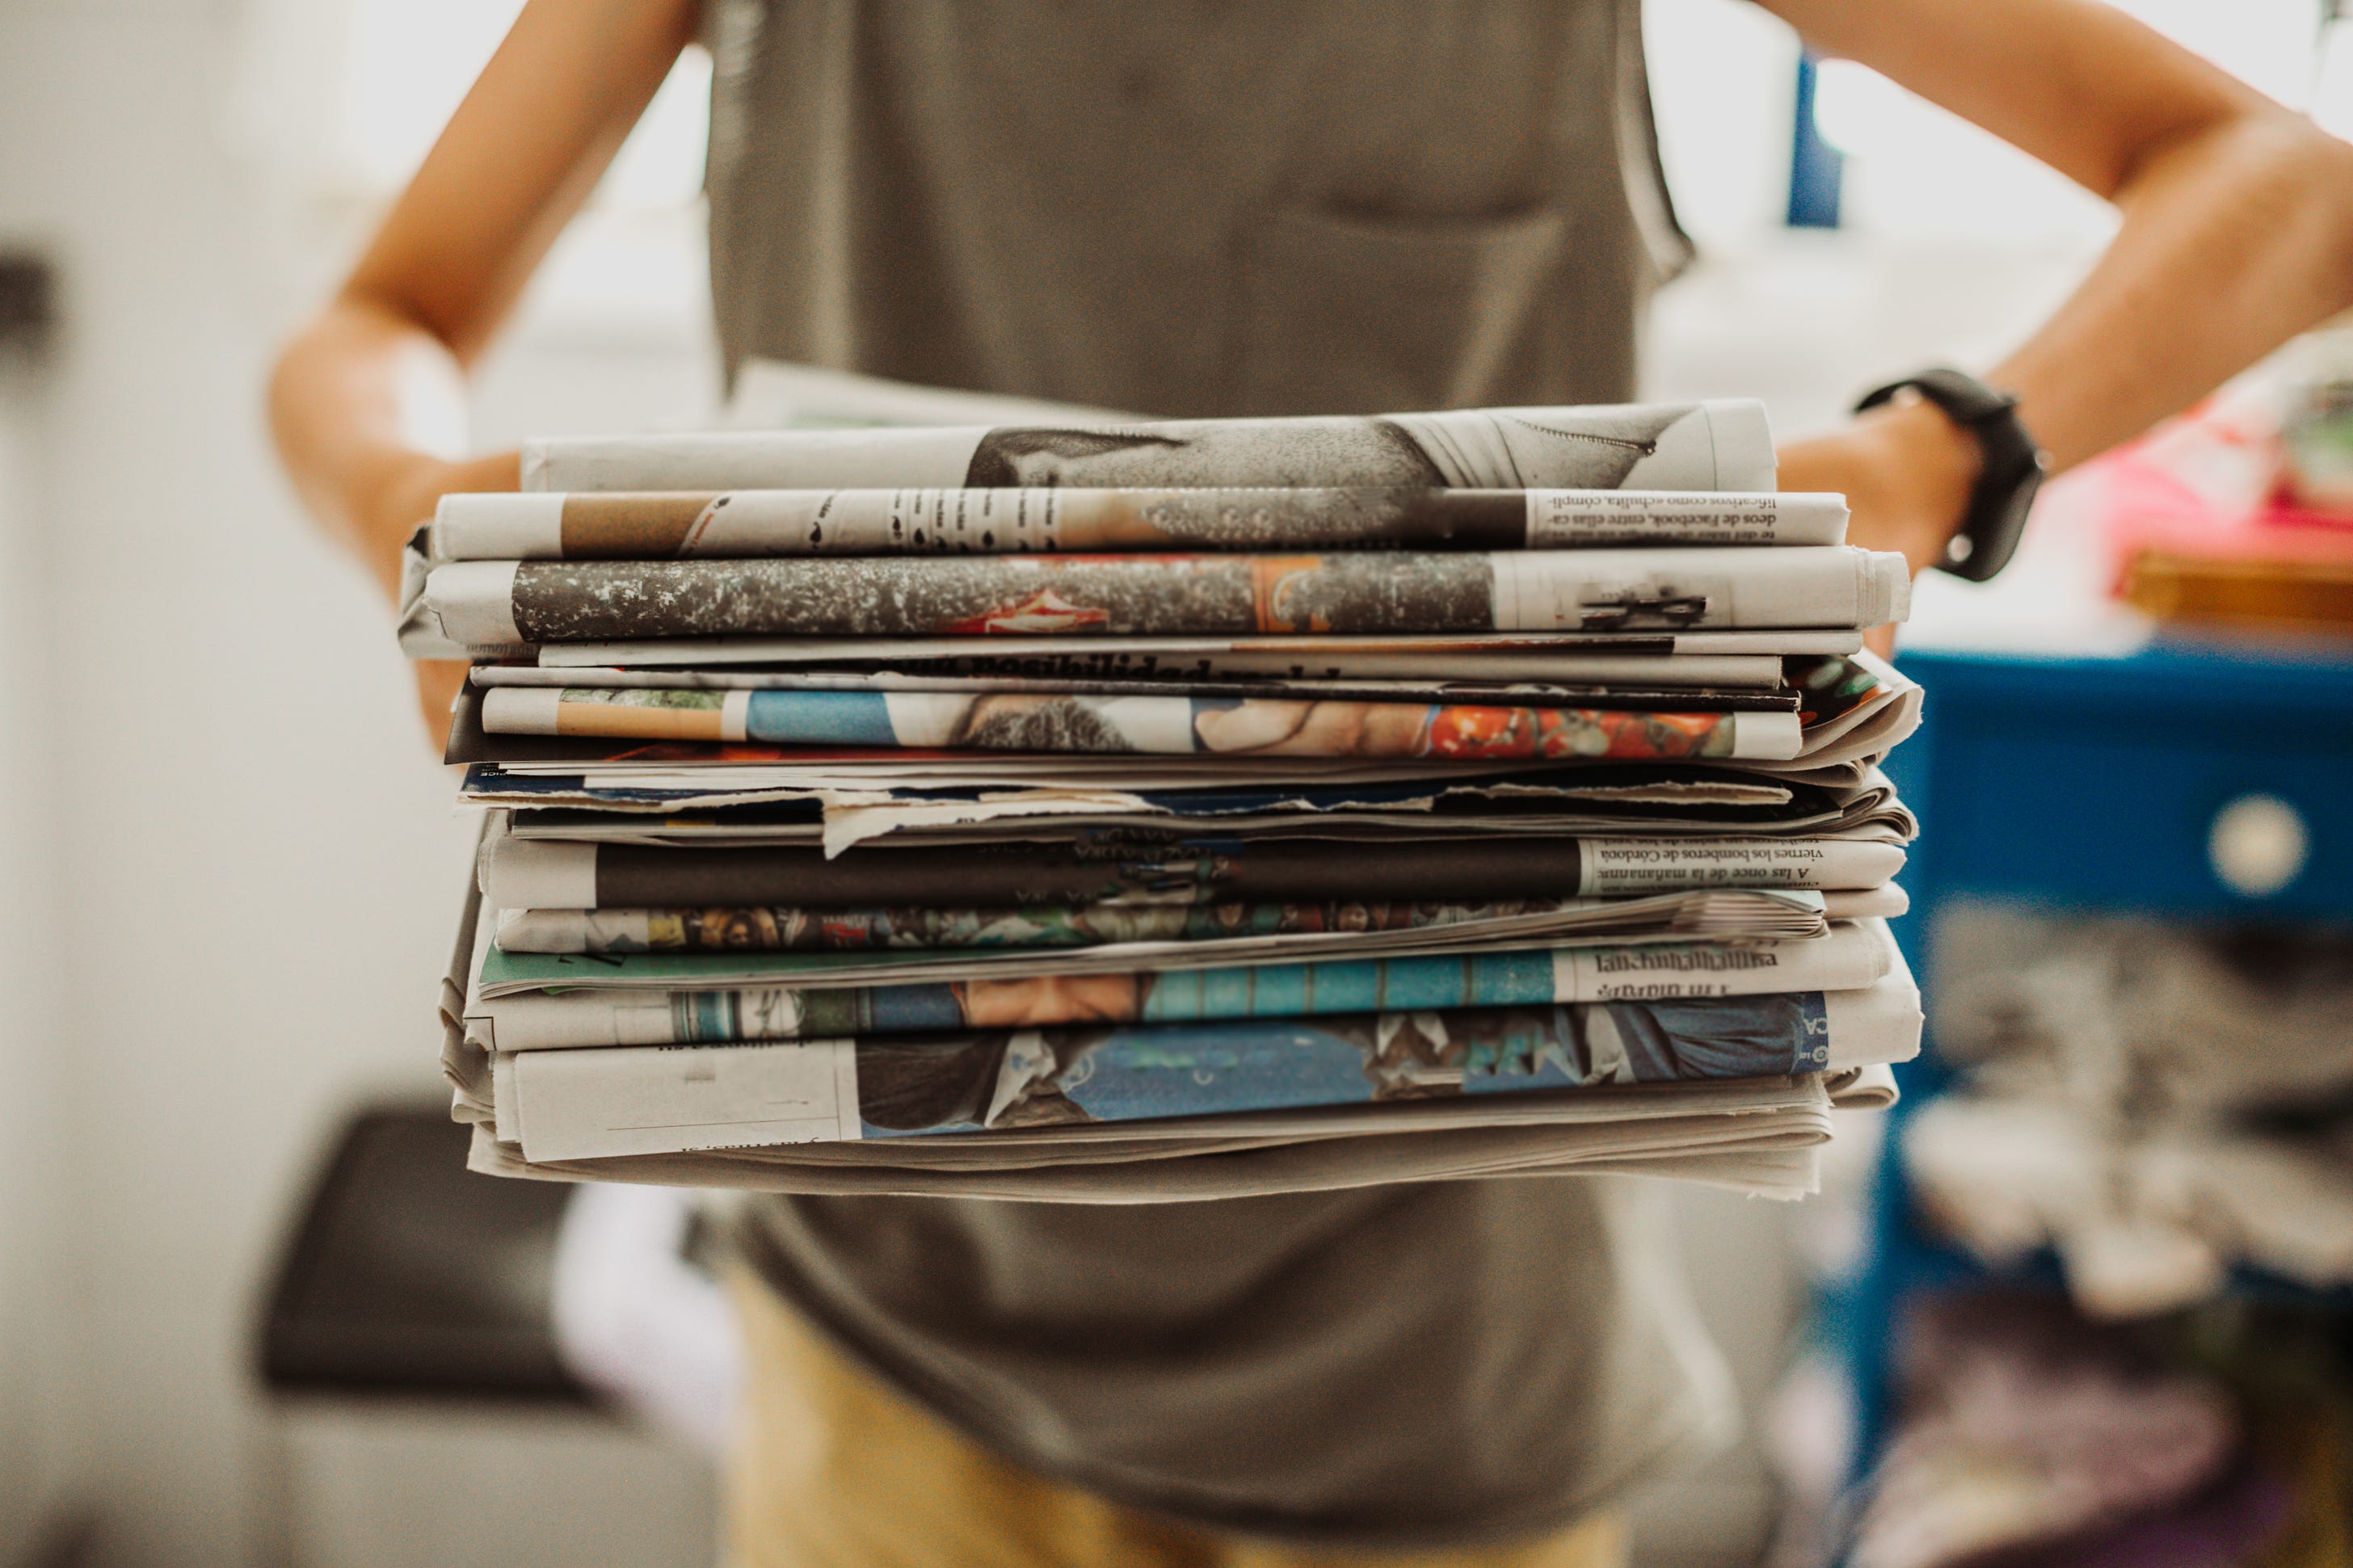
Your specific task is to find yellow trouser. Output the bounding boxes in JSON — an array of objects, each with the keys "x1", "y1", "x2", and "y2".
[{"x1": 724, "y1": 1272, "x2": 1630, "y2": 1568}]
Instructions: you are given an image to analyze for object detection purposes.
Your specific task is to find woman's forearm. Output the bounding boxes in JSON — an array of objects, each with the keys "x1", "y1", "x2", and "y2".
[
  {"x1": 1769, "y1": 0, "x2": 2353, "y2": 579},
  {"x1": 1788, "y1": 105, "x2": 2353, "y2": 575},
  {"x1": 1993, "y1": 108, "x2": 2353, "y2": 473},
  {"x1": 268, "y1": 297, "x2": 516, "y2": 734},
  {"x1": 1770, "y1": 0, "x2": 2353, "y2": 464}
]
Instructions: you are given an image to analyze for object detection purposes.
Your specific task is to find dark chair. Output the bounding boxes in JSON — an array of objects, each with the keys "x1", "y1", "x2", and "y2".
[
  {"x1": 256, "y1": 1102, "x2": 586, "y2": 1402},
  {"x1": 248, "y1": 1103, "x2": 716, "y2": 1568}
]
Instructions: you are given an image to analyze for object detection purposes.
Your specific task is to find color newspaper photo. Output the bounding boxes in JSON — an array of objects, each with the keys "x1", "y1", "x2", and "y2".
[
  {"x1": 842, "y1": 997, "x2": 1839, "y2": 1133},
  {"x1": 469, "y1": 922, "x2": 1902, "y2": 1050},
  {"x1": 482, "y1": 686, "x2": 1783, "y2": 762}
]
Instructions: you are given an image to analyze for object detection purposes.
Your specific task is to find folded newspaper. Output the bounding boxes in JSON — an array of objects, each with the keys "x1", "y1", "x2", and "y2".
[
  {"x1": 474, "y1": 759, "x2": 1919, "y2": 855},
  {"x1": 491, "y1": 888, "x2": 1909, "y2": 957},
  {"x1": 423, "y1": 384, "x2": 1924, "y2": 1201},
  {"x1": 443, "y1": 649, "x2": 1921, "y2": 785},
  {"x1": 421, "y1": 545, "x2": 1907, "y2": 648},
  {"x1": 467, "y1": 918, "x2": 1909, "y2": 1051},
  {"x1": 525, "y1": 629, "x2": 1865, "y2": 683},
  {"x1": 520, "y1": 401, "x2": 1777, "y2": 494},
  {"x1": 476, "y1": 832, "x2": 1906, "y2": 909},
  {"x1": 431, "y1": 486, "x2": 1850, "y2": 559}
]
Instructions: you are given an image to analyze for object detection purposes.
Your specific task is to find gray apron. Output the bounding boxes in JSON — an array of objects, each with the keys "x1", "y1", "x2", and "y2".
[{"x1": 705, "y1": 1, "x2": 1733, "y2": 1545}]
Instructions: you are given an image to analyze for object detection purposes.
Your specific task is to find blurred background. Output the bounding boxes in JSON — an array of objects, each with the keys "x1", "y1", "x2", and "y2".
[{"x1": 2, "y1": 2, "x2": 2351, "y2": 1565}]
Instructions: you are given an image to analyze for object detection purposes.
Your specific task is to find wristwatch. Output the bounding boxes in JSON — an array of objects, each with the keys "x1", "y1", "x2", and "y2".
[{"x1": 1854, "y1": 368, "x2": 2048, "y2": 582}]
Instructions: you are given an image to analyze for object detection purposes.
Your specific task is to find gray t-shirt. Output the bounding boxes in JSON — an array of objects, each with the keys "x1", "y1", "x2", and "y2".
[{"x1": 702, "y1": 0, "x2": 1734, "y2": 1545}]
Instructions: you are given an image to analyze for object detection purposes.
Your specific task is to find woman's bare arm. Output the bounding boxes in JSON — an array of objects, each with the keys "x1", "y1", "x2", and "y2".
[
  {"x1": 1762, "y1": 0, "x2": 2353, "y2": 580},
  {"x1": 268, "y1": 0, "x2": 698, "y2": 727}
]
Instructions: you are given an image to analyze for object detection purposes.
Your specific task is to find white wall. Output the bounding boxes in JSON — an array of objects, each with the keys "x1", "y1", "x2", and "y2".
[
  {"x1": 0, "y1": 6, "x2": 715, "y2": 1563},
  {"x1": 0, "y1": 347, "x2": 83, "y2": 1558},
  {"x1": 0, "y1": 10, "x2": 466, "y2": 1562}
]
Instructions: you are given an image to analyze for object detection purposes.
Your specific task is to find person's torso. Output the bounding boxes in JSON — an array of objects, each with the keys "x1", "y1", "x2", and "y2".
[
  {"x1": 704, "y1": 0, "x2": 1689, "y2": 417},
  {"x1": 705, "y1": 3, "x2": 1724, "y2": 1542},
  {"x1": 739, "y1": 1176, "x2": 1732, "y2": 1545}
]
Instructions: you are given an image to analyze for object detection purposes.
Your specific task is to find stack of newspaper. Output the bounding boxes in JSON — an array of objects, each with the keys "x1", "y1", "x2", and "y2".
[{"x1": 403, "y1": 399, "x2": 1926, "y2": 1202}]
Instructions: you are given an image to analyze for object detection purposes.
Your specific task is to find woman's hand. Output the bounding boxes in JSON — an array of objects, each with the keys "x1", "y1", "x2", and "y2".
[
  {"x1": 358, "y1": 450, "x2": 520, "y2": 742},
  {"x1": 1778, "y1": 395, "x2": 1980, "y2": 655},
  {"x1": 412, "y1": 659, "x2": 470, "y2": 749}
]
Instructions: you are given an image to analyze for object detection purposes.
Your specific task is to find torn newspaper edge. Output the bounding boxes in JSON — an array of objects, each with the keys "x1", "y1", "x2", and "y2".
[
  {"x1": 456, "y1": 752, "x2": 1892, "y2": 809},
  {"x1": 476, "y1": 762, "x2": 1917, "y2": 851}
]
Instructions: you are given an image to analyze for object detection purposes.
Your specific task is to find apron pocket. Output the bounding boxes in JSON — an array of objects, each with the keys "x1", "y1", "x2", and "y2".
[{"x1": 1229, "y1": 203, "x2": 1568, "y2": 417}]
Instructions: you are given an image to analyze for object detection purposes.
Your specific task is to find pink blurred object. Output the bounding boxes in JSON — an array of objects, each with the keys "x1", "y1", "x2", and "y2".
[{"x1": 2086, "y1": 382, "x2": 2353, "y2": 598}]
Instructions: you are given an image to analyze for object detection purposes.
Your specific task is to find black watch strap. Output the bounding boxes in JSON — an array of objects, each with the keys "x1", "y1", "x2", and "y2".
[{"x1": 1855, "y1": 367, "x2": 2047, "y2": 582}]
